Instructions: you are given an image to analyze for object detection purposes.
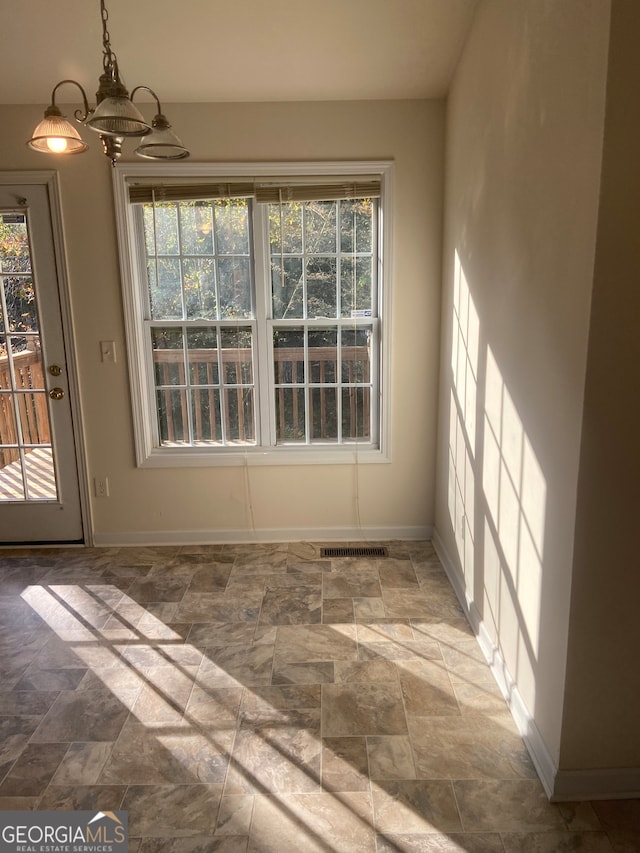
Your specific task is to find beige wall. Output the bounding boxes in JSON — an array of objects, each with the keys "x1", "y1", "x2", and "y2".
[
  {"x1": 434, "y1": 0, "x2": 609, "y2": 771},
  {"x1": 560, "y1": 0, "x2": 640, "y2": 772},
  {"x1": 1, "y1": 99, "x2": 443, "y2": 542}
]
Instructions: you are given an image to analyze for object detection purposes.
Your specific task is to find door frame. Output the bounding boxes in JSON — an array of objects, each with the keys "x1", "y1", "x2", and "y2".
[{"x1": 0, "y1": 170, "x2": 92, "y2": 545}]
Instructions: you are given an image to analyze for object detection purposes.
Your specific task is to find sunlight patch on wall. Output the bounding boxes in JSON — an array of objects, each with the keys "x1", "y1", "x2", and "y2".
[
  {"x1": 483, "y1": 346, "x2": 546, "y2": 678},
  {"x1": 448, "y1": 251, "x2": 480, "y2": 586},
  {"x1": 447, "y1": 250, "x2": 547, "y2": 710}
]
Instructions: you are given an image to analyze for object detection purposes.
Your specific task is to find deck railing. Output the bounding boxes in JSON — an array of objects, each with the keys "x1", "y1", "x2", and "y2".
[
  {"x1": 0, "y1": 348, "x2": 50, "y2": 467},
  {"x1": 1, "y1": 346, "x2": 372, "y2": 458},
  {"x1": 153, "y1": 345, "x2": 371, "y2": 444}
]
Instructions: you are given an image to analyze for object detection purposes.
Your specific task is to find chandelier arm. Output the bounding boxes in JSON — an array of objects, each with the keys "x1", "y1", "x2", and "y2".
[
  {"x1": 131, "y1": 86, "x2": 163, "y2": 115},
  {"x1": 49, "y1": 79, "x2": 92, "y2": 123}
]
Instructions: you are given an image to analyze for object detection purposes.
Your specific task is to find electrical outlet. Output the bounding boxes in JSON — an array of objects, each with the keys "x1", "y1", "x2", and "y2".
[{"x1": 94, "y1": 476, "x2": 110, "y2": 498}]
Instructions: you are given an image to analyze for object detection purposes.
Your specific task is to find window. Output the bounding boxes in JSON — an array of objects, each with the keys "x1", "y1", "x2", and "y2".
[{"x1": 113, "y1": 162, "x2": 393, "y2": 467}]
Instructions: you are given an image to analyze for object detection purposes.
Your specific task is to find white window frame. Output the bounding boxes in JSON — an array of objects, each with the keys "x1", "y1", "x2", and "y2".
[{"x1": 112, "y1": 161, "x2": 394, "y2": 468}]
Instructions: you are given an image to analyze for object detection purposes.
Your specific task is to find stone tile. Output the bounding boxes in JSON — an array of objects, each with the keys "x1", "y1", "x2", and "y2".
[
  {"x1": 230, "y1": 544, "x2": 288, "y2": 567},
  {"x1": 287, "y1": 559, "x2": 331, "y2": 573},
  {"x1": 409, "y1": 716, "x2": 537, "y2": 780},
  {"x1": 226, "y1": 723, "x2": 322, "y2": 795},
  {"x1": 322, "y1": 682, "x2": 408, "y2": 737},
  {"x1": 272, "y1": 661, "x2": 335, "y2": 685},
  {"x1": 240, "y1": 684, "x2": 320, "y2": 714},
  {"x1": 557, "y1": 801, "x2": 604, "y2": 831},
  {"x1": 215, "y1": 796, "x2": 254, "y2": 836},
  {"x1": 353, "y1": 597, "x2": 386, "y2": 619},
  {"x1": 358, "y1": 638, "x2": 442, "y2": 662},
  {"x1": 322, "y1": 737, "x2": 369, "y2": 791},
  {"x1": 406, "y1": 541, "x2": 438, "y2": 562},
  {"x1": 372, "y1": 779, "x2": 462, "y2": 834},
  {"x1": 39, "y1": 784, "x2": 126, "y2": 811},
  {"x1": 198, "y1": 644, "x2": 274, "y2": 687},
  {"x1": 50, "y1": 742, "x2": 113, "y2": 785},
  {"x1": 323, "y1": 571, "x2": 381, "y2": 599},
  {"x1": 274, "y1": 624, "x2": 358, "y2": 662},
  {"x1": 440, "y1": 639, "x2": 493, "y2": 686},
  {"x1": 0, "y1": 797, "x2": 40, "y2": 810},
  {"x1": 31, "y1": 687, "x2": 133, "y2": 742},
  {"x1": 259, "y1": 586, "x2": 321, "y2": 625},
  {"x1": 248, "y1": 791, "x2": 375, "y2": 853},
  {"x1": 187, "y1": 564, "x2": 235, "y2": 593},
  {"x1": 454, "y1": 779, "x2": 566, "y2": 832},
  {"x1": 356, "y1": 620, "x2": 414, "y2": 643},
  {"x1": 287, "y1": 542, "x2": 324, "y2": 561},
  {"x1": 452, "y1": 679, "x2": 509, "y2": 715},
  {"x1": 334, "y1": 659, "x2": 398, "y2": 683},
  {"x1": 186, "y1": 686, "x2": 243, "y2": 727},
  {"x1": 268, "y1": 572, "x2": 322, "y2": 590},
  {"x1": 501, "y1": 832, "x2": 614, "y2": 852},
  {"x1": 367, "y1": 735, "x2": 416, "y2": 780},
  {"x1": 188, "y1": 623, "x2": 257, "y2": 648},
  {"x1": 123, "y1": 576, "x2": 192, "y2": 603},
  {"x1": 322, "y1": 598, "x2": 355, "y2": 623},
  {"x1": 100, "y1": 719, "x2": 234, "y2": 785},
  {"x1": 123, "y1": 784, "x2": 223, "y2": 837},
  {"x1": 0, "y1": 691, "x2": 59, "y2": 716},
  {"x1": 376, "y1": 833, "x2": 505, "y2": 852},
  {"x1": 239, "y1": 706, "x2": 320, "y2": 731},
  {"x1": 0, "y1": 742, "x2": 69, "y2": 796},
  {"x1": 382, "y1": 589, "x2": 443, "y2": 619},
  {"x1": 0, "y1": 717, "x2": 42, "y2": 780},
  {"x1": 398, "y1": 659, "x2": 460, "y2": 717},
  {"x1": 140, "y1": 838, "x2": 248, "y2": 852},
  {"x1": 176, "y1": 594, "x2": 262, "y2": 623},
  {"x1": 378, "y1": 559, "x2": 420, "y2": 589},
  {"x1": 410, "y1": 616, "x2": 474, "y2": 643},
  {"x1": 131, "y1": 665, "x2": 197, "y2": 724}
]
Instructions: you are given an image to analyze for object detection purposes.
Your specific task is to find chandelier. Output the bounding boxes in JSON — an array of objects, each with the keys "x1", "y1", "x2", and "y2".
[{"x1": 26, "y1": 0, "x2": 189, "y2": 165}]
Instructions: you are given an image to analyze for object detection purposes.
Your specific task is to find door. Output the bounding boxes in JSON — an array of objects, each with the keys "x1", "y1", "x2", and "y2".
[{"x1": 0, "y1": 181, "x2": 84, "y2": 543}]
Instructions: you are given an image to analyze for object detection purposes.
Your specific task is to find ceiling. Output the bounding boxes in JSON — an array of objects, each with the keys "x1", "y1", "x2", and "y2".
[{"x1": 0, "y1": 0, "x2": 477, "y2": 105}]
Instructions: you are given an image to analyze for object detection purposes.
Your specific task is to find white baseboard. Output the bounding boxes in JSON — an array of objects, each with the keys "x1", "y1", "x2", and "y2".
[
  {"x1": 552, "y1": 768, "x2": 640, "y2": 801},
  {"x1": 433, "y1": 527, "x2": 640, "y2": 801},
  {"x1": 92, "y1": 524, "x2": 433, "y2": 547}
]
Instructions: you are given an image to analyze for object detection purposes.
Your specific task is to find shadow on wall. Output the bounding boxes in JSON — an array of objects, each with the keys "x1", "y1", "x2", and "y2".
[{"x1": 446, "y1": 249, "x2": 547, "y2": 713}]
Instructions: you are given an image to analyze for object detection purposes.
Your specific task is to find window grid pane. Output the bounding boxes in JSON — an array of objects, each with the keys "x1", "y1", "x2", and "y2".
[
  {"x1": 151, "y1": 323, "x2": 256, "y2": 447},
  {"x1": 269, "y1": 197, "x2": 376, "y2": 446},
  {"x1": 143, "y1": 195, "x2": 256, "y2": 447},
  {"x1": 272, "y1": 324, "x2": 373, "y2": 445},
  {"x1": 270, "y1": 198, "x2": 376, "y2": 322},
  {"x1": 144, "y1": 199, "x2": 252, "y2": 322}
]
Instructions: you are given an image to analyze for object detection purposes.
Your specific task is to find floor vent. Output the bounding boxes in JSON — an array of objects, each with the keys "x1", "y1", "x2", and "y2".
[{"x1": 321, "y1": 546, "x2": 388, "y2": 558}]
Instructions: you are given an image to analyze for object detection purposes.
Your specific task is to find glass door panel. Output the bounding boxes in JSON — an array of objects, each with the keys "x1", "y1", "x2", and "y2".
[{"x1": 0, "y1": 212, "x2": 57, "y2": 502}]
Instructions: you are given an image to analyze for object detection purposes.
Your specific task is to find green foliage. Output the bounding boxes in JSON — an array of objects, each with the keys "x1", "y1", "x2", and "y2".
[{"x1": 0, "y1": 216, "x2": 37, "y2": 356}]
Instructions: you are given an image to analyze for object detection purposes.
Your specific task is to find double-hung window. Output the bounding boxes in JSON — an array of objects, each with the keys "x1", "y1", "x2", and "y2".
[{"x1": 113, "y1": 162, "x2": 392, "y2": 466}]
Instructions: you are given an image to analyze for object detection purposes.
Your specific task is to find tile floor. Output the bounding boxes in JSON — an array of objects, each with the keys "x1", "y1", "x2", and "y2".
[{"x1": 0, "y1": 540, "x2": 639, "y2": 852}]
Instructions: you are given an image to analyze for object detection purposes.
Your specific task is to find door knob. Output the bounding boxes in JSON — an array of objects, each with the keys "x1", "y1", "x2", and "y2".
[
  {"x1": 48, "y1": 364, "x2": 62, "y2": 376},
  {"x1": 49, "y1": 387, "x2": 65, "y2": 400}
]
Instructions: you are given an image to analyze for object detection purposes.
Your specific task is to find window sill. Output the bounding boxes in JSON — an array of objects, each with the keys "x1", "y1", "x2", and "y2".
[{"x1": 137, "y1": 445, "x2": 390, "y2": 468}]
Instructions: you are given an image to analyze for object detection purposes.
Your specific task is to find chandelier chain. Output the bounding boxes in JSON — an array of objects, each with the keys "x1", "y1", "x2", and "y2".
[{"x1": 100, "y1": 0, "x2": 118, "y2": 76}]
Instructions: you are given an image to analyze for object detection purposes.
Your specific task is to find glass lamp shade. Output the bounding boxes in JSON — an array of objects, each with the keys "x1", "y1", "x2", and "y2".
[
  {"x1": 85, "y1": 96, "x2": 152, "y2": 137},
  {"x1": 134, "y1": 116, "x2": 189, "y2": 160},
  {"x1": 27, "y1": 114, "x2": 89, "y2": 155}
]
